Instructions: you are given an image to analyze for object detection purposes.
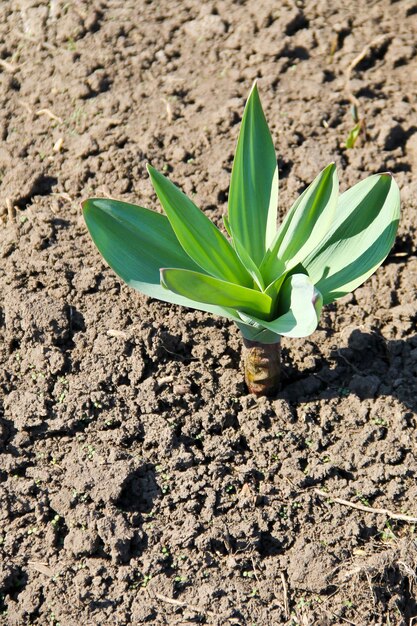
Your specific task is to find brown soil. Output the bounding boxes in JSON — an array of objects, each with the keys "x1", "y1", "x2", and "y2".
[{"x1": 1, "y1": 1, "x2": 417, "y2": 624}]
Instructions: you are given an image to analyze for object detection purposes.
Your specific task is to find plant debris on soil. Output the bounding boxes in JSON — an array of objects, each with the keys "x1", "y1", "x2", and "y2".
[{"x1": 1, "y1": 1, "x2": 417, "y2": 625}]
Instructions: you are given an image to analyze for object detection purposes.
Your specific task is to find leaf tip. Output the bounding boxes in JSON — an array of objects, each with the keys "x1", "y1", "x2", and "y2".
[
  {"x1": 146, "y1": 162, "x2": 155, "y2": 177},
  {"x1": 249, "y1": 79, "x2": 259, "y2": 100},
  {"x1": 380, "y1": 171, "x2": 400, "y2": 194},
  {"x1": 159, "y1": 268, "x2": 168, "y2": 286},
  {"x1": 81, "y1": 198, "x2": 99, "y2": 217}
]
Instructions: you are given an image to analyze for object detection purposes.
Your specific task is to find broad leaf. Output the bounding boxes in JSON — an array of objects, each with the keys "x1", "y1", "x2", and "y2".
[
  {"x1": 82, "y1": 198, "x2": 240, "y2": 320},
  {"x1": 235, "y1": 320, "x2": 282, "y2": 343},
  {"x1": 232, "y1": 230, "x2": 265, "y2": 291},
  {"x1": 148, "y1": 165, "x2": 251, "y2": 286},
  {"x1": 228, "y1": 82, "x2": 278, "y2": 266},
  {"x1": 264, "y1": 271, "x2": 287, "y2": 302},
  {"x1": 304, "y1": 173, "x2": 400, "y2": 304},
  {"x1": 238, "y1": 273, "x2": 323, "y2": 338},
  {"x1": 161, "y1": 268, "x2": 273, "y2": 318},
  {"x1": 261, "y1": 163, "x2": 338, "y2": 284}
]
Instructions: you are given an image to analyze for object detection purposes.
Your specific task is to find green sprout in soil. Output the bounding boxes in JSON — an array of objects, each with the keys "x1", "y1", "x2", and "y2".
[
  {"x1": 83, "y1": 83, "x2": 400, "y2": 397},
  {"x1": 345, "y1": 104, "x2": 364, "y2": 149}
]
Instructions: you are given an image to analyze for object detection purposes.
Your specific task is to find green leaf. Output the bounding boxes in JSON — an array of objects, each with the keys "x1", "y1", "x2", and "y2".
[
  {"x1": 345, "y1": 122, "x2": 362, "y2": 149},
  {"x1": 264, "y1": 271, "x2": 287, "y2": 303},
  {"x1": 222, "y1": 216, "x2": 266, "y2": 292},
  {"x1": 236, "y1": 321, "x2": 282, "y2": 344},
  {"x1": 232, "y1": 231, "x2": 265, "y2": 291},
  {"x1": 161, "y1": 268, "x2": 273, "y2": 318},
  {"x1": 223, "y1": 215, "x2": 232, "y2": 237},
  {"x1": 261, "y1": 163, "x2": 338, "y2": 284},
  {"x1": 304, "y1": 173, "x2": 400, "y2": 304},
  {"x1": 147, "y1": 165, "x2": 250, "y2": 286},
  {"x1": 82, "y1": 198, "x2": 240, "y2": 320},
  {"x1": 239, "y1": 273, "x2": 323, "y2": 338},
  {"x1": 228, "y1": 82, "x2": 278, "y2": 266}
]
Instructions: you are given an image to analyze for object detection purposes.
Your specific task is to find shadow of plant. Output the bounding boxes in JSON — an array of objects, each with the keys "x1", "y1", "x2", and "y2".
[{"x1": 281, "y1": 328, "x2": 417, "y2": 414}]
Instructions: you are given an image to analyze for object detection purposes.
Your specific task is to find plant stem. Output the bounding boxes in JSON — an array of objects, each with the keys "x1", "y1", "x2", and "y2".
[{"x1": 242, "y1": 338, "x2": 281, "y2": 396}]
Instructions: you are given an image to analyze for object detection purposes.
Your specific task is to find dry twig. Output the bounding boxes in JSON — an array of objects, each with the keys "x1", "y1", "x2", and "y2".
[
  {"x1": 6, "y1": 199, "x2": 16, "y2": 224},
  {"x1": 152, "y1": 592, "x2": 216, "y2": 618},
  {"x1": 106, "y1": 329, "x2": 128, "y2": 339},
  {"x1": 0, "y1": 59, "x2": 19, "y2": 73},
  {"x1": 53, "y1": 137, "x2": 64, "y2": 152},
  {"x1": 36, "y1": 108, "x2": 63, "y2": 124},
  {"x1": 13, "y1": 30, "x2": 56, "y2": 51},
  {"x1": 365, "y1": 570, "x2": 376, "y2": 606},
  {"x1": 27, "y1": 561, "x2": 54, "y2": 577},
  {"x1": 314, "y1": 489, "x2": 417, "y2": 524},
  {"x1": 344, "y1": 34, "x2": 392, "y2": 146},
  {"x1": 335, "y1": 348, "x2": 362, "y2": 374},
  {"x1": 345, "y1": 34, "x2": 391, "y2": 110},
  {"x1": 161, "y1": 98, "x2": 173, "y2": 123},
  {"x1": 280, "y1": 571, "x2": 290, "y2": 619},
  {"x1": 325, "y1": 609, "x2": 358, "y2": 626}
]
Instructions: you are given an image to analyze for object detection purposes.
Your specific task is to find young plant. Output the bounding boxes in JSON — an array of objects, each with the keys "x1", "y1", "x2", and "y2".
[{"x1": 82, "y1": 84, "x2": 400, "y2": 396}]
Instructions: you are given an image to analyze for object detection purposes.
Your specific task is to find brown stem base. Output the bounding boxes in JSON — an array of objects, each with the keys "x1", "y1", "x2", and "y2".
[{"x1": 242, "y1": 338, "x2": 281, "y2": 397}]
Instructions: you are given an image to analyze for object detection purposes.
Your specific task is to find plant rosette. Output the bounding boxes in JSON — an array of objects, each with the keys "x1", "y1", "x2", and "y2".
[{"x1": 83, "y1": 83, "x2": 400, "y2": 396}]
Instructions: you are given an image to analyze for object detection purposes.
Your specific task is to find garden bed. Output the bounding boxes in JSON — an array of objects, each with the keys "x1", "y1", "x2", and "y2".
[{"x1": 1, "y1": 1, "x2": 417, "y2": 624}]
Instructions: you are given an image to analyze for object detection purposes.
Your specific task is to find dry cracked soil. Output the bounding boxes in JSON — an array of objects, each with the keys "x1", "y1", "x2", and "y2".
[{"x1": 1, "y1": 0, "x2": 417, "y2": 625}]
